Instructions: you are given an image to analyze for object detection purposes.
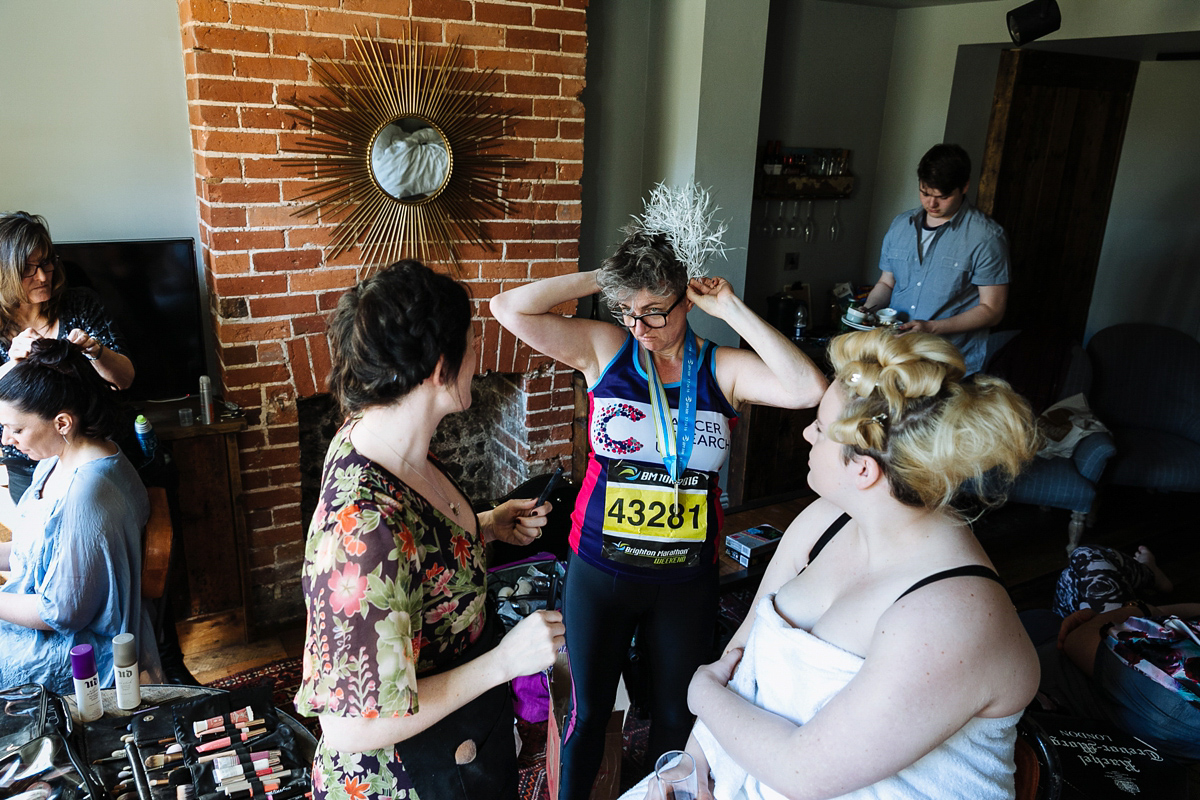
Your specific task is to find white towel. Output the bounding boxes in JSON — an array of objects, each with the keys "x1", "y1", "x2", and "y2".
[{"x1": 622, "y1": 595, "x2": 1020, "y2": 800}]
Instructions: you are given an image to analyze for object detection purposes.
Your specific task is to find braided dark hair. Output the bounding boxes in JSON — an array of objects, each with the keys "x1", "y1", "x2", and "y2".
[
  {"x1": 0, "y1": 338, "x2": 121, "y2": 440},
  {"x1": 327, "y1": 260, "x2": 472, "y2": 416}
]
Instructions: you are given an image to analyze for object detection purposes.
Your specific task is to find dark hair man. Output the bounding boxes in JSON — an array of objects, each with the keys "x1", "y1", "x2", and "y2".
[{"x1": 864, "y1": 144, "x2": 1009, "y2": 374}]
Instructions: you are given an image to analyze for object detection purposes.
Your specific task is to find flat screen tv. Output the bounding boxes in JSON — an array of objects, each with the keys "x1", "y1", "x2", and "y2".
[{"x1": 55, "y1": 238, "x2": 208, "y2": 403}]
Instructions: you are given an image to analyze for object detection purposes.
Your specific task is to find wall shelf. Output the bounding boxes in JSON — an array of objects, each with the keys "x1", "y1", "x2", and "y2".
[{"x1": 759, "y1": 174, "x2": 855, "y2": 199}]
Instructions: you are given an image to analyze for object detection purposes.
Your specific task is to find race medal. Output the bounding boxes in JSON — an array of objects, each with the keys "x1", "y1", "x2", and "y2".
[
  {"x1": 600, "y1": 460, "x2": 709, "y2": 569},
  {"x1": 599, "y1": 331, "x2": 706, "y2": 570}
]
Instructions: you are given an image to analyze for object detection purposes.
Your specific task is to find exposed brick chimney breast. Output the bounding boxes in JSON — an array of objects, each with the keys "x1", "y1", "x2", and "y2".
[{"x1": 177, "y1": 0, "x2": 585, "y2": 629}]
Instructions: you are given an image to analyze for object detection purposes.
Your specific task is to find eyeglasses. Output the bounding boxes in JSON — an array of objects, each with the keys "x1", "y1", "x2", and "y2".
[
  {"x1": 22, "y1": 255, "x2": 58, "y2": 280},
  {"x1": 618, "y1": 294, "x2": 684, "y2": 329}
]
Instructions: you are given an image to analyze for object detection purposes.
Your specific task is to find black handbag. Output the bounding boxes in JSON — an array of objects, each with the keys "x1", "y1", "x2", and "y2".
[
  {"x1": 0, "y1": 683, "x2": 104, "y2": 800},
  {"x1": 392, "y1": 613, "x2": 518, "y2": 800}
]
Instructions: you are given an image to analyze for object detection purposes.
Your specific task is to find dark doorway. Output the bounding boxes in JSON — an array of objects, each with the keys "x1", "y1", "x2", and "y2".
[{"x1": 976, "y1": 49, "x2": 1139, "y2": 341}]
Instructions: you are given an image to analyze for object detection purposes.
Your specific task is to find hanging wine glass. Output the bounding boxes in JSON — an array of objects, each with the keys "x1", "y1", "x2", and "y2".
[
  {"x1": 772, "y1": 199, "x2": 787, "y2": 238},
  {"x1": 802, "y1": 200, "x2": 815, "y2": 244},
  {"x1": 756, "y1": 199, "x2": 772, "y2": 237},
  {"x1": 786, "y1": 200, "x2": 801, "y2": 238},
  {"x1": 829, "y1": 199, "x2": 843, "y2": 243}
]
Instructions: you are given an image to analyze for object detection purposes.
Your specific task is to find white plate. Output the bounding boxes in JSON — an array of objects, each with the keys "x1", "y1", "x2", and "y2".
[{"x1": 842, "y1": 315, "x2": 875, "y2": 331}]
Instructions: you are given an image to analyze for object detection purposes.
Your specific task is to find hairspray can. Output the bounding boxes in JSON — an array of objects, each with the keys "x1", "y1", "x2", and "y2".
[
  {"x1": 70, "y1": 644, "x2": 104, "y2": 722},
  {"x1": 112, "y1": 633, "x2": 140, "y2": 710}
]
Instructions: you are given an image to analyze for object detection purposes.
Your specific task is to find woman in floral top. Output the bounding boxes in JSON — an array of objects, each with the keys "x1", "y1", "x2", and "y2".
[{"x1": 296, "y1": 261, "x2": 565, "y2": 800}]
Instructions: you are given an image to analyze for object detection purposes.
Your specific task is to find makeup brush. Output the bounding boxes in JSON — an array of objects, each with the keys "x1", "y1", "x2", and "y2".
[{"x1": 145, "y1": 751, "x2": 185, "y2": 770}]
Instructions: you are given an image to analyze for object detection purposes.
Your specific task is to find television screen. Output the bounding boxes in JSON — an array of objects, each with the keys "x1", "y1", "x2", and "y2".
[{"x1": 55, "y1": 238, "x2": 207, "y2": 403}]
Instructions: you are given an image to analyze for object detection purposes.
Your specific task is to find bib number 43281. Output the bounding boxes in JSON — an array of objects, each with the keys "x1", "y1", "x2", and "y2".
[{"x1": 606, "y1": 497, "x2": 700, "y2": 531}]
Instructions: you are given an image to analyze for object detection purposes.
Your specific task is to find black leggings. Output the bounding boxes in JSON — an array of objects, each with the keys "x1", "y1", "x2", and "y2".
[{"x1": 559, "y1": 553, "x2": 717, "y2": 800}]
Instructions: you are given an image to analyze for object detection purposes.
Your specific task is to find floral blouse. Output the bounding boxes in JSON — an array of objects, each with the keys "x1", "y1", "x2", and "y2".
[{"x1": 295, "y1": 422, "x2": 488, "y2": 800}]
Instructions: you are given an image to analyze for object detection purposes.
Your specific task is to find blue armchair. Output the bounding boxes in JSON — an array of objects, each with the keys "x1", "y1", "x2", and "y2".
[
  {"x1": 984, "y1": 332, "x2": 1116, "y2": 552},
  {"x1": 1086, "y1": 323, "x2": 1200, "y2": 492}
]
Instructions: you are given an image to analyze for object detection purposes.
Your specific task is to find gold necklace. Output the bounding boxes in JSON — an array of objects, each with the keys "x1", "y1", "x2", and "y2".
[{"x1": 362, "y1": 423, "x2": 461, "y2": 518}]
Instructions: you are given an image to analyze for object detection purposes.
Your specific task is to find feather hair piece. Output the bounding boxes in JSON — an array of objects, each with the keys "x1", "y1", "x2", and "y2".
[{"x1": 633, "y1": 182, "x2": 728, "y2": 280}]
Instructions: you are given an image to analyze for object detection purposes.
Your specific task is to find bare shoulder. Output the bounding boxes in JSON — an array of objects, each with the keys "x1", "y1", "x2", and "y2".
[
  {"x1": 873, "y1": 572, "x2": 1038, "y2": 717},
  {"x1": 771, "y1": 499, "x2": 850, "y2": 572}
]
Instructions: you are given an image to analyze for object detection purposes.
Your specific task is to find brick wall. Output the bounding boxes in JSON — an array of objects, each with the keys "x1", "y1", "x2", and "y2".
[{"x1": 176, "y1": 0, "x2": 585, "y2": 631}]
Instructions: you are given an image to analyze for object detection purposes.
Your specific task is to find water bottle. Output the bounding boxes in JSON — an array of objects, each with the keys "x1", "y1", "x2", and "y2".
[
  {"x1": 199, "y1": 375, "x2": 214, "y2": 425},
  {"x1": 134, "y1": 414, "x2": 158, "y2": 464},
  {"x1": 791, "y1": 302, "x2": 809, "y2": 344}
]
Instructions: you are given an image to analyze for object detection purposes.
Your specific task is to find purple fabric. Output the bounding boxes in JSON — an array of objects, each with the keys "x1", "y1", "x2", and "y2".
[{"x1": 512, "y1": 672, "x2": 550, "y2": 723}]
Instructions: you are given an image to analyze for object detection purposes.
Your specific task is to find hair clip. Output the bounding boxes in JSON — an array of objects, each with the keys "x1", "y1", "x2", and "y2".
[
  {"x1": 848, "y1": 372, "x2": 862, "y2": 384},
  {"x1": 870, "y1": 412, "x2": 888, "y2": 426}
]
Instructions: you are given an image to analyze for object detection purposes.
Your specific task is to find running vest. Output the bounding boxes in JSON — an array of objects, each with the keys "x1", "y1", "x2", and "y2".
[{"x1": 569, "y1": 335, "x2": 738, "y2": 583}]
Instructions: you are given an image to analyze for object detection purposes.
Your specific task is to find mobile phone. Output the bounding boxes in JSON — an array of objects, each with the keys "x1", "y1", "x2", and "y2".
[{"x1": 534, "y1": 465, "x2": 565, "y2": 508}]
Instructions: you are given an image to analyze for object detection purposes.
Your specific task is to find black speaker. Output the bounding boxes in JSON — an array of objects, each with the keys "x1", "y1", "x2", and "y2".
[{"x1": 1007, "y1": 0, "x2": 1061, "y2": 46}]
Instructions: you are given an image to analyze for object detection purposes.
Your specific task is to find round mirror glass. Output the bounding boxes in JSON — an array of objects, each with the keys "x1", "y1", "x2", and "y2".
[{"x1": 370, "y1": 117, "x2": 451, "y2": 202}]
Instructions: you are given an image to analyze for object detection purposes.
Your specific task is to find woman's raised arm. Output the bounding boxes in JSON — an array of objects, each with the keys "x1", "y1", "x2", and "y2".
[
  {"x1": 490, "y1": 271, "x2": 627, "y2": 385},
  {"x1": 690, "y1": 278, "x2": 826, "y2": 410}
]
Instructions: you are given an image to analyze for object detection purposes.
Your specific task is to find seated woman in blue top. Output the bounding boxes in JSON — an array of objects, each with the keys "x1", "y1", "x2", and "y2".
[
  {"x1": 0, "y1": 337, "x2": 160, "y2": 693},
  {"x1": 0, "y1": 212, "x2": 136, "y2": 503}
]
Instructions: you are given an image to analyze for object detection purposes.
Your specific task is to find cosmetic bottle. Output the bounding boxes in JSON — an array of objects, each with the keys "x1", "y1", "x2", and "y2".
[
  {"x1": 199, "y1": 375, "x2": 214, "y2": 425},
  {"x1": 113, "y1": 633, "x2": 140, "y2": 710},
  {"x1": 134, "y1": 415, "x2": 157, "y2": 464},
  {"x1": 70, "y1": 644, "x2": 104, "y2": 722}
]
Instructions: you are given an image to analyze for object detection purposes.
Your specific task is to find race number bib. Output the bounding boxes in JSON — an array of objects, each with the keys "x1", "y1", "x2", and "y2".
[{"x1": 600, "y1": 460, "x2": 709, "y2": 570}]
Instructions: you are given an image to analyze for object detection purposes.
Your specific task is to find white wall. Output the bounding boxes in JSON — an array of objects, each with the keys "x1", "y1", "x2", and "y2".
[
  {"x1": 580, "y1": 0, "x2": 653, "y2": 277},
  {"x1": 748, "y1": 0, "x2": 897, "y2": 325},
  {"x1": 582, "y1": 0, "x2": 770, "y2": 348},
  {"x1": 0, "y1": 0, "x2": 199, "y2": 245},
  {"x1": 1088, "y1": 60, "x2": 1200, "y2": 341}
]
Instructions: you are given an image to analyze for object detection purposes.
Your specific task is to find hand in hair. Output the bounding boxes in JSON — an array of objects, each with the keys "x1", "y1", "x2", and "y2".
[
  {"x1": 7, "y1": 327, "x2": 44, "y2": 362},
  {"x1": 66, "y1": 328, "x2": 103, "y2": 360},
  {"x1": 685, "y1": 276, "x2": 735, "y2": 319}
]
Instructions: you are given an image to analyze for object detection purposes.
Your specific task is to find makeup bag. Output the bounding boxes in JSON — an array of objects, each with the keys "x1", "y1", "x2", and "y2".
[{"x1": 0, "y1": 683, "x2": 105, "y2": 799}]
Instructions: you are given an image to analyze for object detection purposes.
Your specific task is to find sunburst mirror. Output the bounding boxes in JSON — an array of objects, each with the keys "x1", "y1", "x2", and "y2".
[{"x1": 281, "y1": 30, "x2": 518, "y2": 268}]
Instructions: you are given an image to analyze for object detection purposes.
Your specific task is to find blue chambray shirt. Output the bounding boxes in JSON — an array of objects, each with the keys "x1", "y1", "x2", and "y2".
[
  {"x1": 878, "y1": 201, "x2": 1009, "y2": 374},
  {"x1": 0, "y1": 451, "x2": 157, "y2": 694}
]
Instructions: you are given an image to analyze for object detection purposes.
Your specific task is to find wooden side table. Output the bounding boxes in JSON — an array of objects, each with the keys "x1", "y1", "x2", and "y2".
[{"x1": 140, "y1": 399, "x2": 252, "y2": 645}]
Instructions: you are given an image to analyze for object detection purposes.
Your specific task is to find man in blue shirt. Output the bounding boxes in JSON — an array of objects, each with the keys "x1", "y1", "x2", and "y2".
[{"x1": 865, "y1": 144, "x2": 1009, "y2": 374}]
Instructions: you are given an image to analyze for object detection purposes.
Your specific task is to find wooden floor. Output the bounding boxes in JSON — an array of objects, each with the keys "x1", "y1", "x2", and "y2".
[{"x1": 182, "y1": 485, "x2": 1199, "y2": 683}]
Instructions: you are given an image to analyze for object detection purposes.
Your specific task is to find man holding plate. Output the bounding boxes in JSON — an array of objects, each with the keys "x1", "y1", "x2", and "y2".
[{"x1": 865, "y1": 143, "x2": 1009, "y2": 375}]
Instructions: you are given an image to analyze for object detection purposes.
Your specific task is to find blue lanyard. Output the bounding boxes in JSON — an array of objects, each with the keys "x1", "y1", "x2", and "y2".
[{"x1": 642, "y1": 326, "x2": 701, "y2": 493}]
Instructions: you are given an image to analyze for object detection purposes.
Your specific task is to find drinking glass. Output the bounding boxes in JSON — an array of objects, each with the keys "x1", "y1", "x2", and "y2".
[
  {"x1": 756, "y1": 199, "x2": 772, "y2": 237},
  {"x1": 655, "y1": 750, "x2": 698, "y2": 800},
  {"x1": 829, "y1": 199, "x2": 843, "y2": 242},
  {"x1": 786, "y1": 200, "x2": 801, "y2": 238},
  {"x1": 772, "y1": 200, "x2": 787, "y2": 239},
  {"x1": 802, "y1": 200, "x2": 816, "y2": 244}
]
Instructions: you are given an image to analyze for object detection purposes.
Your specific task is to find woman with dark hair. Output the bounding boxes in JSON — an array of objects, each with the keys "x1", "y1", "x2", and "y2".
[
  {"x1": 492, "y1": 184, "x2": 828, "y2": 799},
  {"x1": 0, "y1": 211, "x2": 135, "y2": 502},
  {"x1": 0, "y1": 338, "x2": 160, "y2": 693},
  {"x1": 295, "y1": 260, "x2": 565, "y2": 800}
]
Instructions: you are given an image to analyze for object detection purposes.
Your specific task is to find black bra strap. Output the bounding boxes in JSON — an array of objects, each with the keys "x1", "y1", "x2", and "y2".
[
  {"x1": 806, "y1": 513, "x2": 851, "y2": 566},
  {"x1": 897, "y1": 564, "x2": 1003, "y2": 601}
]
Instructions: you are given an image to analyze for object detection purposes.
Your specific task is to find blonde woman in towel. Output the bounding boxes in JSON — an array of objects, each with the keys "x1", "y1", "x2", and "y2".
[{"x1": 631, "y1": 328, "x2": 1040, "y2": 800}]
